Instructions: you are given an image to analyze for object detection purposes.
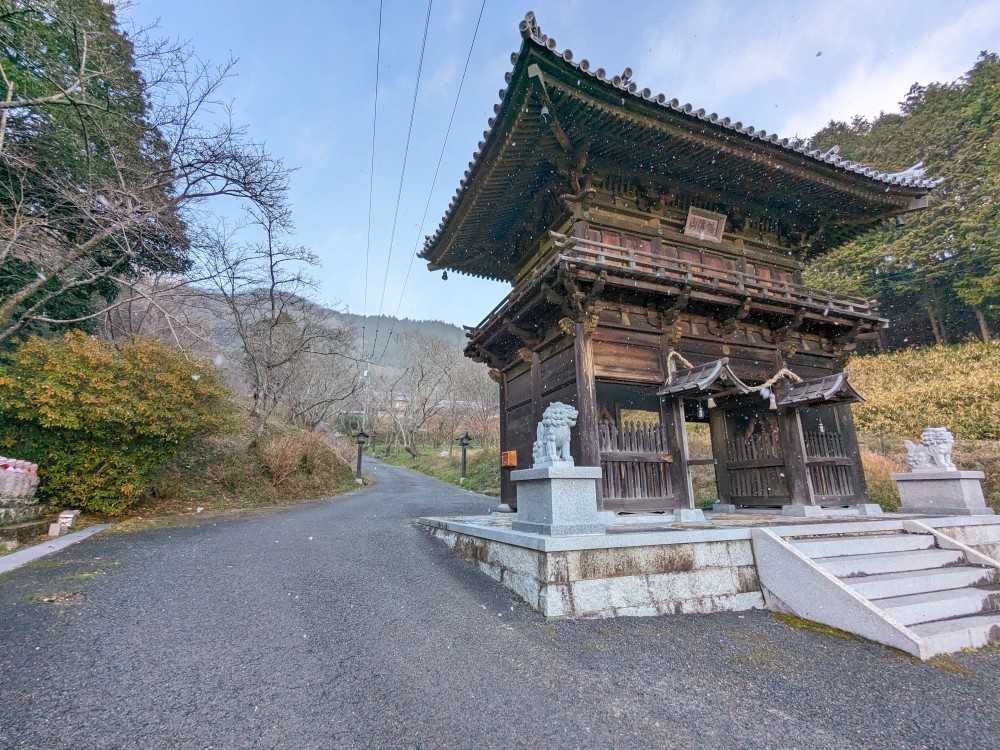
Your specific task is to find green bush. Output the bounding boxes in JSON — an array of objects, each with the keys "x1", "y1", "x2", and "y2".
[{"x1": 0, "y1": 332, "x2": 239, "y2": 514}]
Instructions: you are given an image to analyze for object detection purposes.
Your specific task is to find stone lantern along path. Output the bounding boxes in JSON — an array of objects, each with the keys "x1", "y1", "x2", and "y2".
[{"x1": 0, "y1": 456, "x2": 47, "y2": 551}]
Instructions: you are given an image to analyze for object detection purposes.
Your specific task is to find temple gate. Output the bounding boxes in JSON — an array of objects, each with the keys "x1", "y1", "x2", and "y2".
[{"x1": 419, "y1": 12, "x2": 935, "y2": 515}]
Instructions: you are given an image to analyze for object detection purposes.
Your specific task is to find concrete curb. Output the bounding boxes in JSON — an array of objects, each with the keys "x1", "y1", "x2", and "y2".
[{"x1": 0, "y1": 524, "x2": 112, "y2": 576}]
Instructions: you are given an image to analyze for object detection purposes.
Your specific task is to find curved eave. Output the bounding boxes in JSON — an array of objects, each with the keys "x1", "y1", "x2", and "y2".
[{"x1": 421, "y1": 11, "x2": 938, "y2": 279}]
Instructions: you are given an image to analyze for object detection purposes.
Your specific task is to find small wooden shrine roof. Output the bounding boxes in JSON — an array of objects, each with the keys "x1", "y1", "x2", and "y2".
[
  {"x1": 776, "y1": 372, "x2": 866, "y2": 407},
  {"x1": 421, "y1": 12, "x2": 937, "y2": 282},
  {"x1": 657, "y1": 358, "x2": 750, "y2": 397}
]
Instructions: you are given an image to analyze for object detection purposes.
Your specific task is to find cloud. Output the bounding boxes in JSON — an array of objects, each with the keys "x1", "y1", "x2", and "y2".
[{"x1": 780, "y1": 1, "x2": 1000, "y2": 137}]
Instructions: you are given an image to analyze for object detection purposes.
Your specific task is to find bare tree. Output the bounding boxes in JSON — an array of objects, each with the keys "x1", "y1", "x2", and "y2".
[
  {"x1": 377, "y1": 334, "x2": 452, "y2": 458},
  {"x1": 195, "y1": 214, "x2": 358, "y2": 434},
  {"x1": 0, "y1": 7, "x2": 289, "y2": 344},
  {"x1": 455, "y1": 357, "x2": 500, "y2": 448}
]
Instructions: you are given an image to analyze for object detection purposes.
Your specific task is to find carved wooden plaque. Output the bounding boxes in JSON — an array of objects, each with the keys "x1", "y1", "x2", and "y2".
[{"x1": 683, "y1": 207, "x2": 727, "y2": 243}]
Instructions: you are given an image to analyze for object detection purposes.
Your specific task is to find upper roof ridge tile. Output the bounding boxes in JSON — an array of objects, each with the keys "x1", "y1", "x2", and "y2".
[
  {"x1": 419, "y1": 11, "x2": 937, "y2": 260},
  {"x1": 513, "y1": 10, "x2": 937, "y2": 190}
]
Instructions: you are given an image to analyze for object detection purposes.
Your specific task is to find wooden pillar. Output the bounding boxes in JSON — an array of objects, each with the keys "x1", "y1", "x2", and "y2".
[
  {"x1": 778, "y1": 407, "x2": 815, "y2": 506},
  {"x1": 573, "y1": 321, "x2": 600, "y2": 469},
  {"x1": 662, "y1": 397, "x2": 693, "y2": 508},
  {"x1": 499, "y1": 369, "x2": 513, "y2": 509},
  {"x1": 709, "y1": 407, "x2": 732, "y2": 504},
  {"x1": 530, "y1": 352, "x2": 542, "y2": 426},
  {"x1": 836, "y1": 402, "x2": 868, "y2": 503}
]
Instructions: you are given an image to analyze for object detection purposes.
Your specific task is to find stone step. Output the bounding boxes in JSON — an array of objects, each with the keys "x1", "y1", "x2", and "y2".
[
  {"x1": 909, "y1": 613, "x2": 1000, "y2": 657},
  {"x1": 791, "y1": 533, "x2": 934, "y2": 559},
  {"x1": 877, "y1": 587, "x2": 1000, "y2": 627},
  {"x1": 846, "y1": 566, "x2": 995, "y2": 600},
  {"x1": 817, "y1": 548, "x2": 965, "y2": 578}
]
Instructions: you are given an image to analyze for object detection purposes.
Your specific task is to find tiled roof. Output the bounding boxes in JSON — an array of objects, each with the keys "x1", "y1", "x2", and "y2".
[
  {"x1": 422, "y1": 11, "x2": 939, "y2": 262},
  {"x1": 657, "y1": 358, "x2": 751, "y2": 396},
  {"x1": 776, "y1": 372, "x2": 866, "y2": 406}
]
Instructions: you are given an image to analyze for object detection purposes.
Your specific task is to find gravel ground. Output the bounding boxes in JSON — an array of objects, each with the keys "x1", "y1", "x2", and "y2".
[{"x1": 1, "y1": 459, "x2": 999, "y2": 749}]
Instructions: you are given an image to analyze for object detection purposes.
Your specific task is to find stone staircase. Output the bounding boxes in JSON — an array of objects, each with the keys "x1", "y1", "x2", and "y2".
[{"x1": 752, "y1": 522, "x2": 1000, "y2": 659}]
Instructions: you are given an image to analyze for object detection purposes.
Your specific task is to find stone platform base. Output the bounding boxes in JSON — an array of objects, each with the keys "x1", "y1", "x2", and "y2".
[
  {"x1": 893, "y1": 470, "x2": 992, "y2": 516},
  {"x1": 0, "y1": 505, "x2": 47, "y2": 526},
  {"x1": 425, "y1": 518, "x2": 763, "y2": 618},
  {"x1": 419, "y1": 513, "x2": 1000, "y2": 620}
]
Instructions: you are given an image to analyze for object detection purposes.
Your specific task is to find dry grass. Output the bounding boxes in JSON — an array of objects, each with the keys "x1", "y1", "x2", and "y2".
[
  {"x1": 860, "y1": 447, "x2": 906, "y2": 511},
  {"x1": 259, "y1": 432, "x2": 330, "y2": 486},
  {"x1": 848, "y1": 341, "x2": 1000, "y2": 440},
  {"x1": 137, "y1": 418, "x2": 357, "y2": 519}
]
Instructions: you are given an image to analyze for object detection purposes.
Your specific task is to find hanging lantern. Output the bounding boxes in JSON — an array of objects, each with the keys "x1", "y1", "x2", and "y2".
[
  {"x1": 818, "y1": 420, "x2": 826, "y2": 434},
  {"x1": 768, "y1": 392, "x2": 777, "y2": 411},
  {"x1": 696, "y1": 402, "x2": 705, "y2": 420}
]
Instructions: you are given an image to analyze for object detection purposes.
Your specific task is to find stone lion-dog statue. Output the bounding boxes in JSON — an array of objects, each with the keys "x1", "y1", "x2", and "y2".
[
  {"x1": 531, "y1": 402, "x2": 578, "y2": 467},
  {"x1": 904, "y1": 427, "x2": 956, "y2": 472}
]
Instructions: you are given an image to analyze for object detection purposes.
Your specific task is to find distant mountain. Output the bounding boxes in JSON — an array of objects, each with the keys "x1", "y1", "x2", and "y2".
[{"x1": 339, "y1": 313, "x2": 466, "y2": 368}]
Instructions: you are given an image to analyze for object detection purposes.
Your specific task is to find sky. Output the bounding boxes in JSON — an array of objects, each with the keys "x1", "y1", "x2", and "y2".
[{"x1": 124, "y1": 0, "x2": 1000, "y2": 336}]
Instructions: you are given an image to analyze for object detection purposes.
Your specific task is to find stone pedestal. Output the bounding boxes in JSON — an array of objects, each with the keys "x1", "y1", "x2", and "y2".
[
  {"x1": 511, "y1": 465, "x2": 605, "y2": 536},
  {"x1": 893, "y1": 470, "x2": 993, "y2": 516},
  {"x1": 781, "y1": 505, "x2": 824, "y2": 517}
]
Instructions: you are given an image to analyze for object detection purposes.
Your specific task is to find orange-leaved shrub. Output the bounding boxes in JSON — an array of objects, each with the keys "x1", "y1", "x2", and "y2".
[{"x1": 0, "y1": 332, "x2": 239, "y2": 514}]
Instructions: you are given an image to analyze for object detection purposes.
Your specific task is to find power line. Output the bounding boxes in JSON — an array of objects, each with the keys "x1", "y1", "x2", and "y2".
[
  {"x1": 369, "y1": 0, "x2": 435, "y2": 359},
  {"x1": 360, "y1": 0, "x2": 384, "y2": 358},
  {"x1": 379, "y1": 0, "x2": 488, "y2": 361}
]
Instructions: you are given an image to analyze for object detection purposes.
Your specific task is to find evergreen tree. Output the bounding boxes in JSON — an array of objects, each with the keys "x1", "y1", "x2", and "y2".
[{"x1": 805, "y1": 52, "x2": 1000, "y2": 346}]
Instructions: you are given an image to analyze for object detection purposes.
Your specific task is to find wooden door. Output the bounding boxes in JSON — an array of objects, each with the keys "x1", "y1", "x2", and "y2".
[
  {"x1": 800, "y1": 404, "x2": 865, "y2": 505},
  {"x1": 598, "y1": 420, "x2": 683, "y2": 512},
  {"x1": 712, "y1": 401, "x2": 791, "y2": 507}
]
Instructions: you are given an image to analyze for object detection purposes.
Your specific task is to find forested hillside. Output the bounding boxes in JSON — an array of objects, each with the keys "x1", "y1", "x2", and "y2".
[
  {"x1": 804, "y1": 52, "x2": 999, "y2": 348},
  {"x1": 338, "y1": 313, "x2": 465, "y2": 368}
]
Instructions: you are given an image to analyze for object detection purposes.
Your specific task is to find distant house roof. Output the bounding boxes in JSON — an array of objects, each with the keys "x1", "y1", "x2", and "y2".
[{"x1": 421, "y1": 11, "x2": 938, "y2": 281}]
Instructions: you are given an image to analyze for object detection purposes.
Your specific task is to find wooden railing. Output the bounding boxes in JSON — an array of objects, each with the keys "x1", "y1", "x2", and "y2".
[
  {"x1": 550, "y1": 233, "x2": 877, "y2": 319},
  {"x1": 598, "y1": 421, "x2": 675, "y2": 507},
  {"x1": 724, "y1": 429, "x2": 789, "y2": 502},
  {"x1": 803, "y1": 429, "x2": 855, "y2": 500},
  {"x1": 803, "y1": 430, "x2": 846, "y2": 459}
]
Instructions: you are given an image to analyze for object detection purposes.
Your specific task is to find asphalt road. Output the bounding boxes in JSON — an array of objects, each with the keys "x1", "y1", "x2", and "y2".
[{"x1": 2, "y1": 459, "x2": 999, "y2": 750}]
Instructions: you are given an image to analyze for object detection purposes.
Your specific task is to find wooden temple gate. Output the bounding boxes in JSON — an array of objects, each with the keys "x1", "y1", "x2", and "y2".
[{"x1": 416, "y1": 12, "x2": 934, "y2": 515}]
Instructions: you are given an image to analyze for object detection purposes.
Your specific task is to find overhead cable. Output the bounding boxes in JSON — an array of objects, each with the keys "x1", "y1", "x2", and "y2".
[
  {"x1": 369, "y1": 0, "x2": 435, "y2": 359},
  {"x1": 360, "y1": 0, "x2": 384, "y2": 359}
]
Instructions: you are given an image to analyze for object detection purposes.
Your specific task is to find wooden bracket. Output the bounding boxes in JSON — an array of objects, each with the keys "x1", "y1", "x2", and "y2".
[
  {"x1": 776, "y1": 309, "x2": 805, "y2": 342},
  {"x1": 722, "y1": 298, "x2": 752, "y2": 334},
  {"x1": 488, "y1": 368, "x2": 502, "y2": 383},
  {"x1": 660, "y1": 286, "x2": 691, "y2": 326},
  {"x1": 470, "y1": 345, "x2": 503, "y2": 369},
  {"x1": 504, "y1": 319, "x2": 542, "y2": 348},
  {"x1": 665, "y1": 321, "x2": 684, "y2": 346}
]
